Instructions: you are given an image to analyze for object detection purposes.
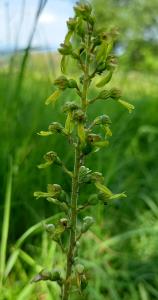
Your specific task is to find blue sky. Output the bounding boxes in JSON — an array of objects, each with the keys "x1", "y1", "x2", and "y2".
[{"x1": 0, "y1": 0, "x2": 76, "y2": 51}]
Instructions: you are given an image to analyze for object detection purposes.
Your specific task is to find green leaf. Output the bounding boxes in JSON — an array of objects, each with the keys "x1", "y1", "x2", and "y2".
[
  {"x1": 37, "y1": 131, "x2": 52, "y2": 136},
  {"x1": 96, "y1": 70, "x2": 112, "y2": 87},
  {"x1": 118, "y1": 99, "x2": 135, "y2": 113},
  {"x1": 45, "y1": 90, "x2": 61, "y2": 105}
]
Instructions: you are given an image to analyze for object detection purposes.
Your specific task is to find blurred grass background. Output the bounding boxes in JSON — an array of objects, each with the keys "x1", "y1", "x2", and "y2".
[{"x1": 0, "y1": 0, "x2": 158, "y2": 299}]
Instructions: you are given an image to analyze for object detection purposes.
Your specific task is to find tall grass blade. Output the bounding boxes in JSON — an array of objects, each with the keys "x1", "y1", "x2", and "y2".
[{"x1": 0, "y1": 160, "x2": 13, "y2": 285}]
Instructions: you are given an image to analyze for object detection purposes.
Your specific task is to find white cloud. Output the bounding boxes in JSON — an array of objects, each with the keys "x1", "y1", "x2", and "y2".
[{"x1": 39, "y1": 12, "x2": 57, "y2": 24}]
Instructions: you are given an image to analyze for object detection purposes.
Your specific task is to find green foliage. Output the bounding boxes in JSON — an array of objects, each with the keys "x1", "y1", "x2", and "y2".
[
  {"x1": 92, "y1": 0, "x2": 158, "y2": 72},
  {"x1": 32, "y1": 2, "x2": 135, "y2": 299},
  {"x1": 0, "y1": 2, "x2": 158, "y2": 300}
]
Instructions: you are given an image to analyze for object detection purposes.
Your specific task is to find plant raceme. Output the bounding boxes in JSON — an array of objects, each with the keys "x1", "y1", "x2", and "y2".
[{"x1": 32, "y1": 2, "x2": 134, "y2": 299}]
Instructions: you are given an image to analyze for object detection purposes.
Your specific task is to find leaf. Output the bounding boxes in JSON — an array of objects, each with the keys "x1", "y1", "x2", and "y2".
[
  {"x1": 37, "y1": 131, "x2": 52, "y2": 136},
  {"x1": 96, "y1": 70, "x2": 112, "y2": 87},
  {"x1": 77, "y1": 123, "x2": 86, "y2": 144},
  {"x1": 37, "y1": 161, "x2": 52, "y2": 169},
  {"x1": 45, "y1": 90, "x2": 61, "y2": 105},
  {"x1": 118, "y1": 99, "x2": 135, "y2": 113}
]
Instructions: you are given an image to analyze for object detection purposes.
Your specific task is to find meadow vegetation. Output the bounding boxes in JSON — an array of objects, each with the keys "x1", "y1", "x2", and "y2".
[{"x1": 0, "y1": 1, "x2": 158, "y2": 299}]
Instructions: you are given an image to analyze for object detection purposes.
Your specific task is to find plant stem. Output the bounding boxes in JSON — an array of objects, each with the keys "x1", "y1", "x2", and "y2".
[
  {"x1": 62, "y1": 25, "x2": 91, "y2": 300},
  {"x1": 62, "y1": 144, "x2": 80, "y2": 300}
]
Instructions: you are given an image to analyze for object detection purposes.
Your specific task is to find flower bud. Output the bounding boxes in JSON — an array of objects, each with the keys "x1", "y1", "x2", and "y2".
[
  {"x1": 47, "y1": 184, "x2": 62, "y2": 198},
  {"x1": 110, "y1": 88, "x2": 122, "y2": 100},
  {"x1": 75, "y1": 263, "x2": 85, "y2": 275},
  {"x1": 97, "y1": 89, "x2": 111, "y2": 100},
  {"x1": 73, "y1": 109, "x2": 86, "y2": 122},
  {"x1": 68, "y1": 79, "x2": 78, "y2": 89},
  {"x1": 45, "y1": 224, "x2": 55, "y2": 234},
  {"x1": 48, "y1": 122, "x2": 64, "y2": 133},
  {"x1": 106, "y1": 55, "x2": 118, "y2": 70},
  {"x1": 87, "y1": 134, "x2": 101, "y2": 143},
  {"x1": 58, "y1": 43, "x2": 72, "y2": 55},
  {"x1": 81, "y1": 216, "x2": 95, "y2": 233},
  {"x1": 93, "y1": 114, "x2": 111, "y2": 125},
  {"x1": 44, "y1": 151, "x2": 57, "y2": 162},
  {"x1": 59, "y1": 218, "x2": 68, "y2": 228},
  {"x1": 54, "y1": 76, "x2": 69, "y2": 90},
  {"x1": 67, "y1": 17, "x2": 77, "y2": 31},
  {"x1": 79, "y1": 166, "x2": 92, "y2": 184},
  {"x1": 91, "y1": 172, "x2": 104, "y2": 183},
  {"x1": 74, "y1": 2, "x2": 92, "y2": 20},
  {"x1": 63, "y1": 101, "x2": 79, "y2": 113}
]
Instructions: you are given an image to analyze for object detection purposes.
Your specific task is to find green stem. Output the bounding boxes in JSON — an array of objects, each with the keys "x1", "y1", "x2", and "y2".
[
  {"x1": 62, "y1": 24, "x2": 91, "y2": 300},
  {"x1": 62, "y1": 145, "x2": 80, "y2": 300}
]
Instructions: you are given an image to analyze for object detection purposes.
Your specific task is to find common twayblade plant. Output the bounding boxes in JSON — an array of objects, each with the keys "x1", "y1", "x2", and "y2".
[{"x1": 32, "y1": 2, "x2": 134, "y2": 299}]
